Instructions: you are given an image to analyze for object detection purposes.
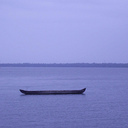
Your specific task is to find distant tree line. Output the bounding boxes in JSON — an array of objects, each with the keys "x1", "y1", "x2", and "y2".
[{"x1": 0, "y1": 63, "x2": 128, "y2": 68}]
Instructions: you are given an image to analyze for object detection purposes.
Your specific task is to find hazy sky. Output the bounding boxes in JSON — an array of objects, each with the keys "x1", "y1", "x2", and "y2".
[{"x1": 0, "y1": 0, "x2": 128, "y2": 63}]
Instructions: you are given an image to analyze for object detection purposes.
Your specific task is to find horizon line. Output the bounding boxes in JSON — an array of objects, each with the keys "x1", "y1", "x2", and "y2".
[
  {"x1": 0, "y1": 62, "x2": 128, "y2": 64},
  {"x1": 0, "y1": 63, "x2": 128, "y2": 68}
]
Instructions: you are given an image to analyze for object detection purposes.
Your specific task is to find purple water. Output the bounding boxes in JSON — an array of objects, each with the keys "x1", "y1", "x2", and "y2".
[{"x1": 0, "y1": 67, "x2": 128, "y2": 128}]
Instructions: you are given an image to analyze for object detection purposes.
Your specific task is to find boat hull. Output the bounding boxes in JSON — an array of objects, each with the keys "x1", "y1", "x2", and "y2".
[{"x1": 20, "y1": 88, "x2": 86, "y2": 95}]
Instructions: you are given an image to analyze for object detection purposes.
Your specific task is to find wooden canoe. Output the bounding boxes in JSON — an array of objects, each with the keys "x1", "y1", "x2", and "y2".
[{"x1": 20, "y1": 88, "x2": 86, "y2": 95}]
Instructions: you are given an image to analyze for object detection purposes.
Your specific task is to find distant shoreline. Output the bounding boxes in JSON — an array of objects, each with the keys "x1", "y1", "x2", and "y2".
[{"x1": 0, "y1": 63, "x2": 128, "y2": 68}]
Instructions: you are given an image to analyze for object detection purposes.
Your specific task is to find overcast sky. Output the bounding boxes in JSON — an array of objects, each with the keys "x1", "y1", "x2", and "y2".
[{"x1": 0, "y1": 0, "x2": 128, "y2": 63}]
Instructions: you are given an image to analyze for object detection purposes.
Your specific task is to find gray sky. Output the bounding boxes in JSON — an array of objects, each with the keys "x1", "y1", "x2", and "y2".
[{"x1": 0, "y1": 0, "x2": 128, "y2": 63}]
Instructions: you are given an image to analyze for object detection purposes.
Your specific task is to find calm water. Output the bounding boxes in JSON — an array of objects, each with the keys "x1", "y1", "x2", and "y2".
[{"x1": 0, "y1": 67, "x2": 128, "y2": 128}]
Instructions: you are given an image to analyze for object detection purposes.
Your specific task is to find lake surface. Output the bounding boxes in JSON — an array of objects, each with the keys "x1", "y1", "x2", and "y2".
[{"x1": 0, "y1": 67, "x2": 128, "y2": 128}]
